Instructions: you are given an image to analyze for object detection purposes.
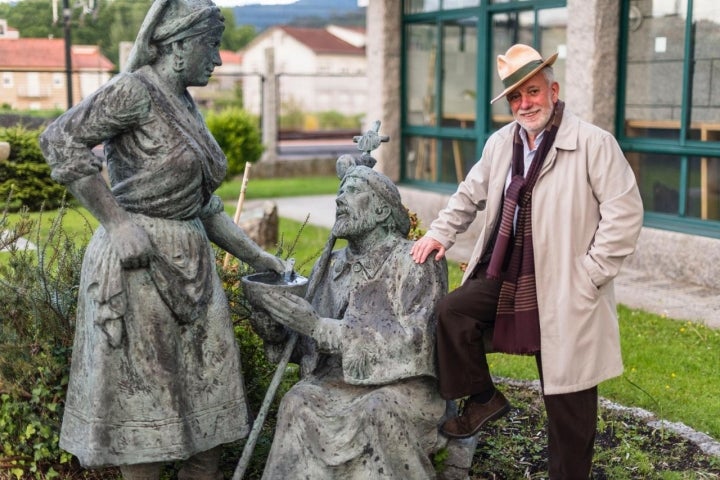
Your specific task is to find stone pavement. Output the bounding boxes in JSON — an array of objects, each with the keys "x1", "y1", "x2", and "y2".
[{"x1": 255, "y1": 194, "x2": 720, "y2": 329}]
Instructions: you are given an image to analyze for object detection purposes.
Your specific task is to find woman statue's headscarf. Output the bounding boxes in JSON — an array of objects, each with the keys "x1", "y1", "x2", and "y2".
[{"x1": 125, "y1": 0, "x2": 224, "y2": 72}]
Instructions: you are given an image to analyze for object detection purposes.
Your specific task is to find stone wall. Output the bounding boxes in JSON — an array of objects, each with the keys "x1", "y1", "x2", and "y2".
[
  {"x1": 625, "y1": 227, "x2": 720, "y2": 290},
  {"x1": 366, "y1": 0, "x2": 402, "y2": 182},
  {"x1": 251, "y1": 157, "x2": 337, "y2": 179}
]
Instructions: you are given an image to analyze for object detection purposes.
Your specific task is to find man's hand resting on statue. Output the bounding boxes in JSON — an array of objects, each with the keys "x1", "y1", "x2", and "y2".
[{"x1": 410, "y1": 235, "x2": 446, "y2": 263}]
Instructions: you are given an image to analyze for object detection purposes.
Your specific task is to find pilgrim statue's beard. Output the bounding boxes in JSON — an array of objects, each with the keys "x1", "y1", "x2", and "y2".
[{"x1": 332, "y1": 210, "x2": 377, "y2": 239}]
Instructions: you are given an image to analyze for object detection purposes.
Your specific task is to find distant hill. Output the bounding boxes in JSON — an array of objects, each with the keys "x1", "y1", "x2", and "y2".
[{"x1": 232, "y1": 0, "x2": 364, "y2": 32}]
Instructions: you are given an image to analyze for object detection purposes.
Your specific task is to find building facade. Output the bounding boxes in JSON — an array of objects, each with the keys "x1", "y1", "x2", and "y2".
[
  {"x1": 241, "y1": 25, "x2": 367, "y2": 116},
  {"x1": 366, "y1": 0, "x2": 720, "y2": 289},
  {"x1": 0, "y1": 20, "x2": 114, "y2": 110}
]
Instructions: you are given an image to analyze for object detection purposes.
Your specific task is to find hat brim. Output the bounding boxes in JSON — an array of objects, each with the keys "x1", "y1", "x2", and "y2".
[{"x1": 490, "y1": 52, "x2": 559, "y2": 105}]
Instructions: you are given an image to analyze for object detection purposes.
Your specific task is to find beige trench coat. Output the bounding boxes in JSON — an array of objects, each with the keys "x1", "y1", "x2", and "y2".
[{"x1": 427, "y1": 109, "x2": 644, "y2": 395}]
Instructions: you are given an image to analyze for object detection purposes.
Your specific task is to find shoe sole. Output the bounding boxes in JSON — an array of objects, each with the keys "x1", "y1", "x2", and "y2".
[{"x1": 440, "y1": 402, "x2": 511, "y2": 439}]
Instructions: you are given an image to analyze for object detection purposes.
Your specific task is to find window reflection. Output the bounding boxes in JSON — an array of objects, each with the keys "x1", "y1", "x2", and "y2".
[
  {"x1": 442, "y1": 18, "x2": 478, "y2": 127},
  {"x1": 626, "y1": 151, "x2": 720, "y2": 221},
  {"x1": 626, "y1": 152, "x2": 681, "y2": 215},
  {"x1": 405, "y1": 136, "x2": 476, "y2": 183},
  {"x1": 624, "y1": 1, "x2": 720, "y2": 139},
  {"x1": 404, "y1": 0, "x2": 440, "y2": 14},
  {"x1": 691, "y1": 1, "x2": 720, "y2": 127},
  {"x1": 689, "y1": 156, "x2": 720, "y2": 220},
  {"x1": 405, "y1": 23, "x2": 438, "y2": 127},
  {"x1": 440, "y1": 138, "x2": 477, "y2": 183},
  {"x1": 405, "y1": 136, "x2": 438, "y2": 181},
  {"x1": 444, "y1": 0, "x2": 480, "y2": 9}
]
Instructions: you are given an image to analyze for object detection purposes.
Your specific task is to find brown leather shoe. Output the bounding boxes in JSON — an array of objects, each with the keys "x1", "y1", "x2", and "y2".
[{"x1": 440, "y1": 390, "x2": 511, "y2": 439}]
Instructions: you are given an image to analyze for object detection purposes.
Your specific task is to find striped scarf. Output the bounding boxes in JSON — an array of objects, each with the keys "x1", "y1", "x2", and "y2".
[{"x1": 487, "y1": 100, "x2": 564, "y2": 354}]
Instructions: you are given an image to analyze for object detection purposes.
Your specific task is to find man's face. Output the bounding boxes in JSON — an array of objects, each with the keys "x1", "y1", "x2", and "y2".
[
  {"x1": 506, "y1": 71, "x2": 559, "y2": 138},
  {"x1": 332, "y1": 175, "x2": 378, "y2": 239}
]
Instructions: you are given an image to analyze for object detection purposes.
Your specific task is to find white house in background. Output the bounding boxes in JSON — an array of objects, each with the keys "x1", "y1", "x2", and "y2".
[{"x1": 240, "y1": 25, "x2": 367, "y2": 116}]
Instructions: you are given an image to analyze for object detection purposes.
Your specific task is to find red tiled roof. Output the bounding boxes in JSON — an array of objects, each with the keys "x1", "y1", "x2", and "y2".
[
  {"x1": 279, "y1": 26, "x2": 364, "y2": 55},
  {"x1": 220, "y1": 49, "x2": 242, "y2": 65},
  {"x1": 0, "y1": 38, "x2": 114, "y2": 71}
]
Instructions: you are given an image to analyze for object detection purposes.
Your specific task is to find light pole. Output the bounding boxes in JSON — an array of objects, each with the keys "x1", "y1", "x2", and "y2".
[{"x1": 63, "y1": 0, "x2": 73, "y2": 109}]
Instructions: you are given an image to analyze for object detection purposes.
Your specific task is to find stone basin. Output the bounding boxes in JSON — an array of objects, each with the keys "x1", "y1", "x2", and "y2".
[{"x1": 241, "y1": 271, "x2": 309, "y2": 312}]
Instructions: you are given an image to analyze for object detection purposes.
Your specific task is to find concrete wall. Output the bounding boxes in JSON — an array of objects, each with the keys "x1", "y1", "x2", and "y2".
[
  {"x1": 366, "y1": 0, "x2": 401, "y2": 182},
  {"x1": 625, "y1": 228, "x2": 720, "y2": 290},
  {"x1": 565, "y1": 0, "x2": 619, "y2": 131}
]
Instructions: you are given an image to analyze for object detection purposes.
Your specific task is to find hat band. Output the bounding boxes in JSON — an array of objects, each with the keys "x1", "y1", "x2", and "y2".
[{"x1": 502, "y1": 59, "x2": 544, "y2": 88}]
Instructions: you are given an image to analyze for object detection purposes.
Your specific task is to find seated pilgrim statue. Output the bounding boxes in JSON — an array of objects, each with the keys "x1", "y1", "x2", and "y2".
[{"x1": 255, "y1": 156, "x2": 450, "y2": 479}]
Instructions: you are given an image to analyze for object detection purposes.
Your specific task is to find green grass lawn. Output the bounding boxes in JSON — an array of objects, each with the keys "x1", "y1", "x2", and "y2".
[
  {"x1": 216, "y1": 175, "x2": 340, "y2": 201},
  {"x1": 486, "y1": 310, "x2": 720, "y2": 440},
  {"x1": 3, "y1": 176, "x2": 719, "y2": 442}
]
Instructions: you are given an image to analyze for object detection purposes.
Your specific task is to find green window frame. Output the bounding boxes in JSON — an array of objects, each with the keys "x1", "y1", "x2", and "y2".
[
  {"x1": 617, "y1": 1, "x2": 720, "y2": 238},
  {"x1": 400, "y1": 0, "x2": 566, "y2": 193}
]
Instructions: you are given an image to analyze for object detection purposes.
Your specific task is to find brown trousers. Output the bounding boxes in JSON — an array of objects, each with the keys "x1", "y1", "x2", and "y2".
[{"x1": 436, "y1": 266, "x2": 597, "y2": 479}]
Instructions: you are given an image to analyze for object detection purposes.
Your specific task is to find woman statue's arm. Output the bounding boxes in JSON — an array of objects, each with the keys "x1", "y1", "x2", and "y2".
[{"x1": 66, "y1": 174, "x2": 153, "y2": 269}]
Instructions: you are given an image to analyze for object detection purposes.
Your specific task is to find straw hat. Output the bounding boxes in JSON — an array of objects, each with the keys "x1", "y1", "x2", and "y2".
[{"x1": 490, "y1": 44, "x2": 558, "y2": 104}]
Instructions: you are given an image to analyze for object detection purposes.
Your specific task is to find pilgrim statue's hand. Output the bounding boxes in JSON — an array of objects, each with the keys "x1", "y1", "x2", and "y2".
[{"x1": 260, "y1": 289, "x2": 320, "y2": 336}]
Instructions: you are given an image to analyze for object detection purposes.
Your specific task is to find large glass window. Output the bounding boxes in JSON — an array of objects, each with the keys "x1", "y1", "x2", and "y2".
[
  {"x1": 619, "y1": 1, "x2": 720, "y2": 232},
  {"x1": 442, "y1": 18, "x2": 478, "y2": 128},
  {"x1": 404, "y1": 0, "x2": 480, "y2": 14},
  {"x1": 405, "y1": 22, "x2": 438, "y2": 127},
  {"x1": 402, "y1": 0, "x2": 567, "y2": 188}
]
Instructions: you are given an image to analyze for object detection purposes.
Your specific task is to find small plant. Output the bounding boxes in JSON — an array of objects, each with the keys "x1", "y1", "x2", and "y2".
[{"x1": 0, "y1": 202, "x2": 89, "y2": 479}]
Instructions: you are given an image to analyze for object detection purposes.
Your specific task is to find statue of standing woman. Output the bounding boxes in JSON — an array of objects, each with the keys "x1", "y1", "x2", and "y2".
[{"x1": 39, "y1": 1, "x2": 284, "y2": 478}]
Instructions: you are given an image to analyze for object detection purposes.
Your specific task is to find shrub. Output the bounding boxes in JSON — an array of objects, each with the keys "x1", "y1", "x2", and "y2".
[
  {"x1": 205, "y1": 108, "x2": 264, "y2": 179},
  {"x1": 316, "y1": 110, "x2": 363, "y2": 130},
  {"x1": 279, "y1": 98, "x2": 305, "y2": 131},
  {"x1": 0, "y1": 126, "x2": 67, "y2": 212},
  {"x1": 0, "y1": 204, "x2": 87, "y2": 479}
]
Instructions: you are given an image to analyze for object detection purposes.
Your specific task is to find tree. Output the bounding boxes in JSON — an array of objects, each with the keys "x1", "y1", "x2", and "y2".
[
  {"x1": 1, "y1": 0, "x2": 59, "y2": 39},
  {"x1": 220, "y1": 7, "x2": 256, "y2": 52},
  {"x1": 100, "y1": 0, "x2": 153, "y2": 66}
]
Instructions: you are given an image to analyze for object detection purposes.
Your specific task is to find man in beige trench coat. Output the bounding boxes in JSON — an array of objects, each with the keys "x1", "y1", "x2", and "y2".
[{"x1": 411, "y1": 44, "x2": 644, "y2": 479}]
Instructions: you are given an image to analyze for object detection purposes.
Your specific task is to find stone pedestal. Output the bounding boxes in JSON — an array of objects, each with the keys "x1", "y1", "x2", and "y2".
[{"x1": 238, "y1": 200, "x2": 278, "y2": 249}]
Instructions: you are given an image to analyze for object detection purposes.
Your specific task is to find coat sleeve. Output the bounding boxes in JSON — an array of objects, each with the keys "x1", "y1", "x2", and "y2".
[{"x1": 581, "y1": 133, "x2": 644, "y2": 287}]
